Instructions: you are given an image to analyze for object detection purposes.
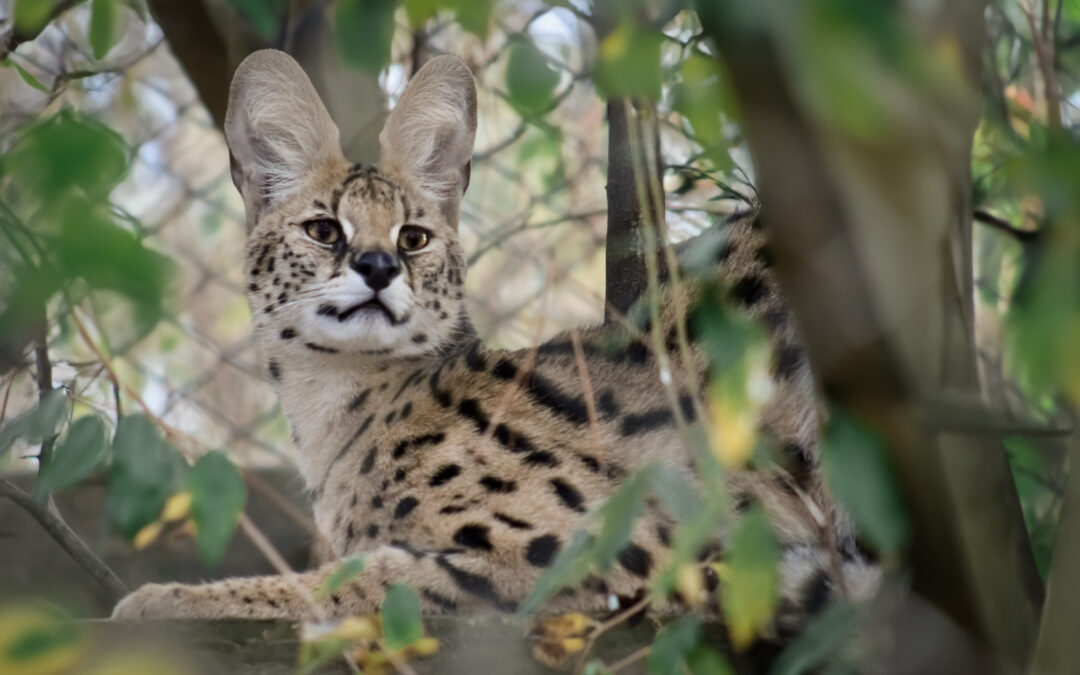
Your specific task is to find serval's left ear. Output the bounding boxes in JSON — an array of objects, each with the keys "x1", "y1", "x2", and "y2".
[
  {"x1": 378, "y1": 56, "x2": 477, "y2": 208},
  {"x1": 225, "y1": 49, "x2": 343, "y2": 227}
]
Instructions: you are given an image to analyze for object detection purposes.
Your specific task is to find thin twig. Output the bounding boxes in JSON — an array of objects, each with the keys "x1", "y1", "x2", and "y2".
[
  {"x1": 0, "y1": 477, "x2": 128, "y2": 600},
  {"x1": 973, "y1": 209, "x2": 1040, "y2": 242}
]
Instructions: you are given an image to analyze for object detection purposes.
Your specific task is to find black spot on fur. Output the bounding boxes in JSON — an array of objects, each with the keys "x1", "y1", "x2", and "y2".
[
  {"x1": 519, "y1": 371, "x2": 590, "y2": 425},
  {"x1": 360, "y1": 447, "x2": 378, "y2": 473},
  {"x1": 479, "y1": 476, "x2": 517, "y2": 493},
  {"x1": 422, "y1": 588, "x2": 458, "y2": 612},
  {"x1": 394, "y1": 468, "x2": 407, "y2": 483},
  {"x1": 801, "y1": 570, "x2": 832, "y2": 616},
  {"x1": 371, "y1": 495, "x2": 383, "y2": 509},
  {"x1": 657, "y1": 524, "x2": 673, "y2": 547},
  {"x1": 434, "y1": 556, "x2": 514, "y2": 611},
  {"x1": 525, "y1": 535, "x2": 560, "y2": 567},
  {"x1": 367, "y1": 524, "x2": 379, "y2": 538},
  {"x1": 597, "y1": 390, "x2": 620, "y2": 418},
  {"x1": 617, "y1": 544, "x2": 653, "y2": 577},
  {"x1": 493, "y1": 512, "x2": 532, "y2": 530},
  {"x1": 464, "y1": 344, "x2": 486, "y2": 372},
  {"x1": 620, "y1": 408, "x2": 673, "y2": 436},
  {"x1": 305, "y1": 342, "x2": 339, "y2": 354},
  {"x1": 411, "y1": 333, "x2": 427, "y2": 344},
  {"x1": 578, "y1": 455, "x2": 601, "y2": 473},
  {"x1": 730, "y1": 275, "x2": 768, "y2": 307},
  {"x1": 280, "y1": 327, "x2": 297, "y2": 340},
  {"x1": 394, "y1": 497, "x2": 419, "y2": 519},
  {"x1": 491, "y1": 359, "x2": 517, "y2": 380},
  {"x1": 400, "y1": 402, "x2": 413, "y2": 419},
  {"x1": 453, "y1": 524, "x2": 493, "y2": 551},
  {"x1": 523, "y1": 450, "x2": 560, "y2": 468},
  {"x1": 349, "y1": 389, "x2": 371, "y2": 412},
  {"x1": 430, "y1": 464, "x2": 462, "y2": 486},
  {"x1": 268, "y1": 361, "x2": 281, "y2": 380},
  {"x1": 439, "y1": 504, "x2": 467, "y2": 515},
  {"x1": 773, "y1": 344, "x2": 804, "y2": 380},
  {"x1": 550, "y1": 479, "x2": 586, "y2": 512}
]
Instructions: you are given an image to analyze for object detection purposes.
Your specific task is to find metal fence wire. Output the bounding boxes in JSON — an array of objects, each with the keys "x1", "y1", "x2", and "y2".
[
  {"x1": 0, "y1": 4, "x2": 750, "y2": 470},
  {"x1": 0, "y1": 2, "x2": 1030, "y2": 476}
]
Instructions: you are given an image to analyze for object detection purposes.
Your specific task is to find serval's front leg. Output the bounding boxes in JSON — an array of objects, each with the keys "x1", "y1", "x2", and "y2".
[{"x1": 111, "y1": 545, "x2": 573, "y2": 620}]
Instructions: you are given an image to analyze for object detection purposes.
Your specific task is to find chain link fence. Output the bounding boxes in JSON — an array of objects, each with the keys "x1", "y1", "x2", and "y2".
[{"x1": 0, "y1": 3, "x2": 749, "y2": 474}]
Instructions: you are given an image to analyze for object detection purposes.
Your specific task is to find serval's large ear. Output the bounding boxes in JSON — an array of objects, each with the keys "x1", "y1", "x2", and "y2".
[
  {"x1": 379, "y1": 56, "x2": 477, "y2": 211},
  {"x1": 225, "y1": 49, "x2": 343, "y2": 227}
]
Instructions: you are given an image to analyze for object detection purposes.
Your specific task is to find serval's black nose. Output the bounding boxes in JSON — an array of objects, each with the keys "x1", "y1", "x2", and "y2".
[{"x1": 351, "y1": 250, "x2": 400, "y2": 292}]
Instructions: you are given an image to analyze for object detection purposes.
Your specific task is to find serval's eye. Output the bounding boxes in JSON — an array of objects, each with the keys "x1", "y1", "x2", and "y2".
[
  {"x1": 303, "y1": 219, "x2": 342, "y2": 246},
  {"x1": 398, "y1": 225, "x2": 431, "y2": 252}
]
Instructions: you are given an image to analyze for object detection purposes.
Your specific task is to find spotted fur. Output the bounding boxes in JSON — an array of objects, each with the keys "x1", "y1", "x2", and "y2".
[{"x1": 113, "y1": 51, "x2": 877, "y2": 627}]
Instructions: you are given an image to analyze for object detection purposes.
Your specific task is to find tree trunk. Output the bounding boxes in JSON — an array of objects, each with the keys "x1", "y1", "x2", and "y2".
[{"x1": 698, "y1": 1, "x2": 1042, "y2": 668}]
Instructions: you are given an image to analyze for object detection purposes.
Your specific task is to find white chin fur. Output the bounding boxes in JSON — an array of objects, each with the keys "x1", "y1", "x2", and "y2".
[{"x1": 299, "y1": 274, "x2": 434, "y2": 355}]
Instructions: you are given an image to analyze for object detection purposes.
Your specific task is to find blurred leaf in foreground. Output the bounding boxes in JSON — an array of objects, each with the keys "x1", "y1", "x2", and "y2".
[
  {"x1": 0, "y1": 388, "x2": 69, "y2": 456},
  {"x1": 35, "y1": 414, "x2": 108, "y2": 498},
  {"x1": 821, "y1": 408, "x2": 909, "y2": 555},
  {"x1": 188, "y1": 450, "x2": 247, "y2": 567},
  {"x1": 316, "y1": 555, "x2": 367, "y2": 601},
  {"x1": 506, "y1": 41, "x2": 560, "y2": 118},
  {"x1": 721, "y1": 506, "x2": 779, "y2": 650},
  {"x1": 3, "y1": 109, "x2": 128, "y2": 203},
  {"x1": 769, "y1": 601, "x2": 859, "y2": 675},
  {"x1": 594, "y1": 18, "x2": 663, "y2": 100},
  {"x1": 335, "y1": 0, "x2": 397, "y2": 72},
  {"x1": 0, "y1": 603, "x2": 84, "y2": 675},
  {"x1": 225, "y1": 0, "x2": 288, "y2": 40},
  {"x1": 90, "y1": 0, "x2": 122, "y2": 60},
  {"x1": 106, "y1": 414, "x2": 186, "y2": 540},
  {"x1": 381, "y1": 583, "x2": 423, "y2": 651}
]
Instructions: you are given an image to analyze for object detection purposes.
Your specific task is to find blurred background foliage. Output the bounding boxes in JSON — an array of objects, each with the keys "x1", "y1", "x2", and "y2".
[{"x1": 0, "y1": 0, "x2": 1078, "y2": 672}]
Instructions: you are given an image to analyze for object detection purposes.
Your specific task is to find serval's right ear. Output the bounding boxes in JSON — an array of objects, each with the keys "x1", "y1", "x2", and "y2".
[{"x1": 225, "y1": 49, "x2": 343, "y2": 228}]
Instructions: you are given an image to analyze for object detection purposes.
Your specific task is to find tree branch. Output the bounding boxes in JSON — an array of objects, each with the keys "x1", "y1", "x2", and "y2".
[
  {"x1": 699, "y1": 1, "x2": 1042, "y2": 666},
  {"x1": 974, "y1": 209, "x2": 1041, "y2": 243},
  {"x1": 0, "y1": 477, "x2": 127, "y2": 602},
  {"x1": 604, "y1": 99, "x2": 665, "y2": 321}
]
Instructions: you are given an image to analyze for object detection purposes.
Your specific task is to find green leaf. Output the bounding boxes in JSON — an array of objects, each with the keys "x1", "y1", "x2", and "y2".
[
  {"x1": 649, "y1": 616, "x2": 702, "y2": 675},
  {"x1": 2, "y1": 58, "x2": 51, "y2": 93},
  {"x1": 14, "y1": 0, "x2": 58, "y2": 34},
  {"x1": 592, "y1": 469, "x2": 649, "y2": 568},
  {"x1": 685, "y1": 644, "x2": 734, "y2": 675},
  {"x1": 446, "y1": 0, "x2": 492, "y2": 36},
  {"x1": 89, "y1": 0, "x2": 121, "y2": 60},
  {"x1": 335, "y1": 0, "x2": 397, "y2": 72},
  {"x1": 381, "y1": 583, "x2": 423, "y2": 650},
  {"x1": 0, "y1": 389, "x2": 70, "y2": 455},
  {"x1": 721, "y1": 506, "x2": 780, "y2": 650},
  {"x1": 647, "y1": 465, "x2": 701, "y2": 522},
  {"x1": 3, "y1": 109, "x2": 129, "y2": 201},
  {"x1": 594, "y1": 18, "x2": 663, "y2": 100},
  {"x1": 821, "y1": 409, "x2": 909, "y2": 554},
  {"x1": 188, "y1": 450, "x2": 246, "y2": 567},
  {"x1": 56, "y1": 197, "x2": 171, "y2": 323},
  {"x1": 35, "y1": 415, "x2": 107, "y2": 497},
  {"x1": 520, "y1": 528, "x2": 593, "y2": 614},
  {"x1": 106, "y1": 414, "x2": 186, "y2": 539},
  {"x1": 225, "y1": 0, "x2": 287, "y2": 40},
  {"x1": 769, "y1": 601, "x2": 858, "y2": 675},
  {"x1": 316, "y1": 555, "x2": 367, "y2": 600},
  {"x1": 506, "y1": 41, "x2": 560, "y2": 118}
]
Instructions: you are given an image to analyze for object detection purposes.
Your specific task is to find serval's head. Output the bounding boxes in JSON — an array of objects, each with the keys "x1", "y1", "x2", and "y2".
[{"x1": 225, "y1": 50, "x2": 476, "y2": 359}]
